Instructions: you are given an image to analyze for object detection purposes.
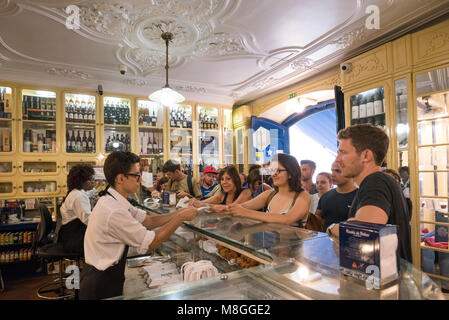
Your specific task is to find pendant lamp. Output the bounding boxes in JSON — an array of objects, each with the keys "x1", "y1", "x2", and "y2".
[{"x1": 149, "y1": 32, "x2": 185, "y2": 106}]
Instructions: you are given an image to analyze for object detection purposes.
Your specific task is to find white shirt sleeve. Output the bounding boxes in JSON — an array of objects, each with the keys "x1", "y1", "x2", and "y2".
[
  {"x1": 107, "y1": 209, "x2": 155, "y2": 254},
  {"x1": 128, "y1": 206, "x2": 147, "y2": 224},
  {"x1": 72, "y1": 191, "x2": 92, "y2": 225}
]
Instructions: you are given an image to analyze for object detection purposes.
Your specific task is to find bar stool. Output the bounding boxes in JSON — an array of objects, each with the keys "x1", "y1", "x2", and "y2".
[{"x1": 34, "y1": 204, "x2": 82, "y2": 300}]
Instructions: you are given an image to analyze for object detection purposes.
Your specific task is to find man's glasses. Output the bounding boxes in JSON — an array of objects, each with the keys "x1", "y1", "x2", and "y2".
[{"x1": 124, "y1": 173, "x2": 142, "y2": 181}]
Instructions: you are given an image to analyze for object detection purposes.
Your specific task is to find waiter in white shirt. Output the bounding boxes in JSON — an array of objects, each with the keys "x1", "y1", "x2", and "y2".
[{"x1": 80, "y1": 151, "x2": 198, "y2": 300}]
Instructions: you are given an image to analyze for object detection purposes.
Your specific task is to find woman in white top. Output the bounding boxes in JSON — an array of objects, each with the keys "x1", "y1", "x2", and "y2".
[
  {"x1": 226, "y1": 153, "x2": 310, "y2": 227},
  {"x1": 309, "y1": 172, "x2": 333, "y2": 215},
  {"x1": 58, "y1": 164, "x2": 95, "y2": 255}
]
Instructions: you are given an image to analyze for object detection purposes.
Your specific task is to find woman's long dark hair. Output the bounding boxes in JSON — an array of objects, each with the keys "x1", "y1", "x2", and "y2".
[
  {"x1": 273, "y1": 153, "x2": 303, "y2": 193},
  {"x1": 63, "y1": 164, "x2": 95, "y2": 203},
  {"x1": 218, "y1": 165, "x2": 242, "y2": 201}
]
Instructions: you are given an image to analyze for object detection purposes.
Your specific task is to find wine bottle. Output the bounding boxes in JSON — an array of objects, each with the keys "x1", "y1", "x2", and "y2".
[
  {"x1": 76, "y1": 130, "x2": 81, "y2": 152},
  {"x1": 66, "y1": 129, "x2": 71, "y2": 152},
  {"x1": 82, "y1": 130, "x2": 87, "y2": 153}
]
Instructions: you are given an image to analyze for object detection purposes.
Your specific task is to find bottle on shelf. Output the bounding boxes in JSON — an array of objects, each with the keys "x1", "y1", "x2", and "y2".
[
  {"x1": 351, "y1": 95, "x2": 359, "y2": 125},
  {"x1": 76, "y1": 130, "x2": 82, "y2": 152},
  {"x1": 87, "y1": 131, "x2": 93, "y2": 153},
  {"x1": 358, "y1": 96, "x2": 367, "y2": 123},
  {"x1": 82, "y1": 131, "x2": 87, "y2": 153}
]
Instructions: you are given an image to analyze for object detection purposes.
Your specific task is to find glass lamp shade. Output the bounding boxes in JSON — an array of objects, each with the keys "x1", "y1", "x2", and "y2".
[{"x1": 149, "y1": 86, "x2": 185, "y2": 106}]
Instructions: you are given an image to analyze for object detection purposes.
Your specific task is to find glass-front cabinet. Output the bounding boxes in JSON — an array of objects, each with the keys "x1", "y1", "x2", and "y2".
[
  {"x1": 350, "y1": 87, "x2": 386, "y2": 128},
  {"x1": 21, "y1": 89, "x2": 57, "y2": 154},
  {"x1": 170, "y1": 104, "x2": 193, "y2": 175},
  {"x1": 197, "y1": 105, "x2": 219, "y2": 174},
  {"x1": 19, "y1": 179, "x2": 59, "y2": 196},
  {"x1": 19, "y1": 160, "x2": 59, "y2": 176},
  {"x1": 103, "y1": 96, "x2": 131, "y2": 154},
  {"x1": 415, "y1": 65, "x2": 449, "y2": 290},
  {"x1": 64, "y1": 93, "x2": 97, "y2": 154},
  {"x1": 223, "y1": 108, "x2": 234, "y2": 167},
  {"x1": 0, "y1": 86, "x2": 13, "y2": 153},
  {"x1": 0, "y1": 160, "x2": 15, "y2": 176}
]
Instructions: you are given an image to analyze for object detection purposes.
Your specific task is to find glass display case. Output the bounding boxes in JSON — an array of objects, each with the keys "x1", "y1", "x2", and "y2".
[
  {"x1": 111, "y1": 202, "x2": 446, "y2": 300},
  {"x1": 0, "y1": 86, "x2": 12, "y2": 153},
  {"x1": 0, "y1": 161, "x2": 14, "y2": 176},
  {"x1": 65, "y1": 161, "x2": 97, "y2": 175},
  {"x1": 416, "y1": 65, "x2": 449, "y2": 290},
  {"x1": 350, "y1": 87, "x2": 386, "y2": 128},
  {"x1": 223, "y1": 108, "x2": 234, "y2": 166},
  {"x1": 197, "y1": 106, "x2": 219, "y2": 174},
  {"x1": 21, "y1": 89, "x2": 57, "y2": 154},
  {"x1": 20, "y1": 161, "x2": 58, "y2": 175},
  {"x1": 0, "y1": 182, "x2": 14, "y2": 196},
  {"x1": 64, "y1": 93, "x2": 97, "y2": 154},
  {"x1": 21, "y1": 180, "x2": 58, "y2": 195},
  {"x1": 170, "y1": 104, "x2": 193, "y2": 175},
  {"x1": 395, "y1": 78, "x2": 410, "y2": 170},
  {"x1": 103, "y1": 96, "x2": 131, "y2": 154}
]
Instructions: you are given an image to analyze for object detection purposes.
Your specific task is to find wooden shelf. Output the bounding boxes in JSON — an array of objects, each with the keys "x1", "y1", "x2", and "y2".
[
  {"x1": 22, "y1": 120, "x2": 56, "y2": 124},
  {"x1": 104, "y1": 124, "x2": 131, "y2": 128}
]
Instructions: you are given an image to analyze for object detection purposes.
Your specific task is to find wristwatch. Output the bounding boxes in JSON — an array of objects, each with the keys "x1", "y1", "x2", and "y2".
[{"x1": 327, "y1": 223, "x2": 336, "y2": 236}]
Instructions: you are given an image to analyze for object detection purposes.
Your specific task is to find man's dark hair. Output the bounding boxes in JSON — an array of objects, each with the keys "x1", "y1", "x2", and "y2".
[
  {"x1": 162, "y1": 160, "x2": 181, "y2": 173},
  {"x1": 398, "y1": 166, "x2": 409, "y2": 175},
  {"x1": 337, "y1": 124, "x2": 389, "y2": 166},
  {"x1": 300, "y1": 160, "x2": 316, "y2": 170},
  {"x1": 247, "y1": 169, "x2": 262, "y2": 189},
  {"x1": 155, "y1": 177, "x2": 169, "y2": 192},
  {"x1": 104, "y1": 151, "x2": 141, "y2": 187},
  {"x1": 275, "y1": 153, "x2": 304, "y2": 193},
  {"x1": 218, "y1": 165, "x2": 242, "y2": 201},
  {"x1": 67, "y1": 164, "x2": 95, "y2": 193}
]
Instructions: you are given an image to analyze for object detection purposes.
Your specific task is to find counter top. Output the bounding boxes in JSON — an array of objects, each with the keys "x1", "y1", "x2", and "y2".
[{"x1": 118, "y1": 197, "x2": 447, "y2": 300}]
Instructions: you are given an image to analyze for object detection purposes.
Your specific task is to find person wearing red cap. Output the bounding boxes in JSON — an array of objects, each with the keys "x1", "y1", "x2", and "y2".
[{"x1": 200, "y1": 166, "x2": 218, "y2": 199}]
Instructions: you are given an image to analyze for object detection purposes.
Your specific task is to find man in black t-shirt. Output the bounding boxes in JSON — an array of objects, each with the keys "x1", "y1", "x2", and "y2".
[
  {"x1": 316, "y1": 161, "x2": 357, "y2": 231},
  {"x1": 327, "y1": 124, "x2": 412, "y2": 262}
]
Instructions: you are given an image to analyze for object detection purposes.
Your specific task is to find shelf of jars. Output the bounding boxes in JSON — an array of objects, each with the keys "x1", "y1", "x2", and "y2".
[
  {"x1": 0, "y1": 160, "x2": 15, "y2": 176},
  {"x1": 64, "y1": 93, "x2": 97, "y2": 154},
  {"x1": 103, "y1": 96, "x2": 131, "y2": 153},
  {"x1": 18, "y1": 160, "x2": 59, "y2": 176},
  {"x1": 0, "y1": 86, "x2": 12, "y2": 154},
  {"x1": 350, "y1": 87, "x2": 386, "y2": 128},
  {"x1": 21, "y1": 89, "x2": 57, "y2": 154}
]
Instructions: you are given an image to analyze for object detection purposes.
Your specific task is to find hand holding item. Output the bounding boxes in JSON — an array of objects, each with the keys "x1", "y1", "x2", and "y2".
[
  {"x1": 151, "y1": 190, "x2": 161, "y2": 198},
  {"x1": 210, "y1": 204, "x2": 227, "y2": 213},
  {"x1": 227, "y1": 203, "x2": 245, "y2": 216},
  {"x1": 178, "y1": 208, "x2": 199, "y2": 221},
  {"x1": 177, "y1": 191, "x2": 190, "y2": 199},
  {"x1": 188, "y1": 198, "x2": 206, "y2": 208}
]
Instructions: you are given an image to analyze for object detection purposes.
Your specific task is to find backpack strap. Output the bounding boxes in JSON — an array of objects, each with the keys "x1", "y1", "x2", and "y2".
[{"x1": 187, "y1": 175, "x2": 194, "y2": 197}]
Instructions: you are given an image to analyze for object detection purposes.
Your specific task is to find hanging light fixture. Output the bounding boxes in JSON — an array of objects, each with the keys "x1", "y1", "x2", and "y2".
[{"x1": 149, "y1": 32, "x2": 185, "y2": 106}]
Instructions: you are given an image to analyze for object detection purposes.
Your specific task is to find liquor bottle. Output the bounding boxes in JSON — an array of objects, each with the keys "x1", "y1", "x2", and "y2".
[
  {"x1": 22, "y1": 96, "x2": 28, "y2": 120},
  {"x1": 151, "y1": 108, "x2": 157, "y2": 126},
  {"x1": 37, "y1": 134, "x2": 43, "y2": 153},
  {"x1": 105, "y1": 135, "x2": 111, "y2": 153},
  {"x1": 125, "y1": 134, "x2": 130, "y2": 152},
  {"x1": 351, "y1": 95, "x2": 359, "y2": 125},
  {"x1": 147, "y1": 131, "x2": 153, "y2": 154},
  {"x1": 73, "y1": 99, "x2": 79, "y2": 122},
  {"x1": 2, "y1": 129, "x2": 10, "y2": 152},
  {"x1": 87, "y1": 131, "x2": 93, "y2": 153},
  {"x1": 68, "y1": 97, "x2": 74, "y2": 122},
  {"x1": 65, "y1": 99, "x2": 69, "y2": 122},
  {"x1": 104, "y1": 100, "x2": 110, "y2": 124},
  {"x1": 358, "y1": 96, "x2": 367, "y2": 123},
  {"x1": 76, "y1": 130, "x2": 82, "y2": 152},
  {"x1": 152, "y1": 130, "x2": 157, "y2": 153},
  {"x1": 176, "y1": 110, "x2": 181, "y2": 128},
  {"x1": 374, "y1": 90, "x2": 383, "y2": 116},
  {"x1": 170, "y1": 109, "x2": 176, "y2": 127},
  {"x1": 66, "y1": 129, "x2": 71, "y2": 152},
  {"x1": 366, "y1": 92, "x2": 375, "y2": 124},
  {"x1": 82, "y1": 131, "x2": 87, "y2": 153},
  {"x1": 86, "y1": 101, "x2": 92, "y2": 123}
]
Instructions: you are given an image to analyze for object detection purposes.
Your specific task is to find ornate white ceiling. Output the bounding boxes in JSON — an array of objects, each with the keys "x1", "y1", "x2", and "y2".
[{"x1": 0, "y1": 0, "x2": 448, "y2": 106}]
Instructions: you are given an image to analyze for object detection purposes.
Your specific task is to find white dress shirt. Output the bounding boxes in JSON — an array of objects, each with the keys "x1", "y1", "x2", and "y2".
[
  {"x1": 60, "y1": 189, "x2": 92, "y2": 226},
  {"x1": 84, "y1": 187, "x2": 155, "y2": 271}
]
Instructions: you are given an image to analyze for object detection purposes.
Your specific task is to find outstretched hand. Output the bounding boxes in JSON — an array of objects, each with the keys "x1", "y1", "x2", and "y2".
[{"x1": 178, "y1": 207, "x2": 199, "y2": 221}]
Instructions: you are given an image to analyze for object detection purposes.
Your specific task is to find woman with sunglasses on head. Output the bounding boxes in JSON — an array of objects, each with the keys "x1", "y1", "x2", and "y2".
[
  {"x1": 58, "y1": 164, "x2": 96, "y2": 256},
  {"x1": 188, "y1": 165, "x2": 252, "y2": 211},
  {"x1": 226, "y1": 153, "x2": 310, "y2": 227}
]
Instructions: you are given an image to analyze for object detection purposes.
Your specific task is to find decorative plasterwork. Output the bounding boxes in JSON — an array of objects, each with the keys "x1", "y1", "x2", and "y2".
[
  {"x1": 192, "y1": 32, "x2": 251, "y2": 59},
  {"x1": 0, "y1": 0, "x2": 20, "y2": 16},
  {"x1": 422, "y1": 31, "x2": 449, "y2": 58},
  {"x1": 122, "y1": 78, "x2": 151, "y2": 87},
  {"x1": 47, "y1": 67, "x2": 91, "y2": 80},
  {"x1": 174, "y1": 85, "x2": 207, "y2": 94},
  {"x1": 289, "y1": 58, "x2": 314, "y2": 72}
]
